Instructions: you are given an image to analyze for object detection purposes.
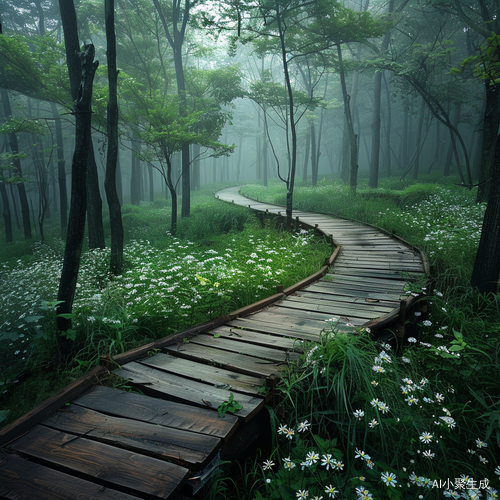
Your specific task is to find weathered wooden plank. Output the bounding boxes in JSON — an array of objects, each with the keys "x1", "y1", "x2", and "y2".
[
  {"x1": 41, "y1": 404, "x2": 220, "y2": 468},
  {"x1": 287, "y1": 293, "x2": 397, "y2": 314},
  {"x1": 188, "y1": 333, "x2": 301, "y2": 363},
  {"x1": 209, "y1": 325, "x2": 303, "y2": 351},
  {"x1": 332, "y1": 267, "x2": 420, "y2": 280},
  {"x1": 139, "y1": 353, "x2": 265, "y2": 395},
  {"x1": 276, "y1": 299, "x2": 389, "y2": 321},
  {"x1": 335, "y1": 259, "x2": 424, "y2": 270},
  {"x1": 8, "y1": 425, "x2": 189, "y2": 499},
  {"x1": 270, "y1": 304, "x2": 366, "y2": 325},
  {"x1": 298, "y1": 288, "x2": 400, "y2": 307},
  {"x1": 227, "y1": 317, "x2": 322, "y2": 341},
  {"x1": 163, "y1": 342, "x2": 284, "y2": 379},
  {"x1": 0, "y1": 453, "x2": 139, "y2": 500},
  {"x1": 324, "y1": 274, "x2": 407, "y2": 289},
  {"x1": 114, "y1": 362, "x2": 265, "y2": 421},
  {"x1": 73, "y1": 385, "x2": 238, "y2": 441}
]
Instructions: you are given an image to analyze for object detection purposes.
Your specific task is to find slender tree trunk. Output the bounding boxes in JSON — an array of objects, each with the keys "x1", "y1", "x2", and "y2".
[
  {"x1": 311, "y1": 122, "x2": 318, "y2": 186},
  {"x1": 413, "y1": 98, "x2": 426, "y2": 180},
  {"x1": 104, "y1": 0, "x2": 123, "y2": 275},
  {"x1": 1, "y1": 89, "x2": 32, "y2": 239},
  {"x1": 192, "y1": 143, "x2": 201, "y2": 189},
  {"x1": 338, "y1": 45, "x2": 358, "y2": 194},
  {"x1": 57, "y1": 44, "x2": 99, "y2": 349},
  {"x1": 383, "y1": 71, "x2": 392, "y2": 176},
  {"x1": 0, "y1": 181, "x2": 12, "y2": 243},
  {"x1": 131, "y1": 135, "x2": 141, "y2": 205},
  {"x1": 263, "y1": 111, "x2": 268, "y2": 188},
  {"x1": 86, "y1": 143, "x2": 105, "y2": 249},
  {"x1": 302, "y1": 126, "x2": 310, "y2": 183},
  {"x1": 50, "y1": 103, "x2": 68, "y2": 236}
]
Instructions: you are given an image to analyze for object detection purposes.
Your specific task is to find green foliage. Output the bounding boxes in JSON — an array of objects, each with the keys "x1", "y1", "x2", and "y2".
[
  {"x1": 218, "y1": 392, "x2": 243, "y2": 417},
  {"x1": 459, "y1": 32, "x2": 500, "y2": 84}
]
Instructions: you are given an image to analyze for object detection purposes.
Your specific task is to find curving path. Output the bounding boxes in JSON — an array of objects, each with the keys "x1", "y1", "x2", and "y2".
[{"x1": 0, "y1": 187, "x2": 427, "y2": 500}]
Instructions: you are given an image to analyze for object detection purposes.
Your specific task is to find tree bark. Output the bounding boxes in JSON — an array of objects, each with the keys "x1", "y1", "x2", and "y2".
[
  {"x1": 104, "y1": 0, "x2": 124, "y2": 275},
  {"x1": 57, "y1": 44, "x2": 99, "y2": 349},
  {"x1": 0, "y1": 181, "x2": 12, "y2": 243},
  {"x1": 86, "y1": 143, "x2": 105, "y2": 249}
]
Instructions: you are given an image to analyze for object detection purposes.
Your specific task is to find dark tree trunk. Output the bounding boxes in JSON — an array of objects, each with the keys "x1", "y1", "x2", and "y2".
[
  {"x1": 1, "y1": 89, "x2": 32, "y2": 240},
  {"x1": 338, "y1": 45, "x2": 358, "y2": 194},
  {"x1": 148, "y1": 165, "x2": 154, "y2": 201},
  {"x1": 50, "y1": 103, "x2": 68, "y2": 236},
  {"x1": 116, "y1": 150, "x2": 123, "y2": 205},
  {"x1": 56, "y1": 44, "x2": 99, "y2": 349},
  {"x1": 471, "y1": 132, "x2": 500, "y2": 293},
  {"x1": 383, "y1": 71, "x2": 392, "y2": 176},
  {"x1": 263, "y1": 111, "x2": 268, "y2": 187},
  {"x1": 104, "y1": 0, "x2": 123, "y2": 275},
  {"x1": 0, "y1": 181, "x2": 12, "y2": 243},
  {"x1": 476, "y1": 81, "x2": 500, "y2": 202},
  {"x1": 86, "y1": 143, "x2": 105, "y2": 249}
]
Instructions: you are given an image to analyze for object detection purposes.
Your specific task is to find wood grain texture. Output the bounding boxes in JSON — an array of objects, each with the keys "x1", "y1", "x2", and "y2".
[
  {"x1": 0, "y1": 453, "x2": 139, "y2": 500},
  {"x1": 40, "y1": 403, "x2": 220, "y2": 468},
  {"x1": 73, "y1": 385, "x2": 239, "y2": 441},
  {"x1": 8, "y1": 425, "x2": 189, "y2": 498}
]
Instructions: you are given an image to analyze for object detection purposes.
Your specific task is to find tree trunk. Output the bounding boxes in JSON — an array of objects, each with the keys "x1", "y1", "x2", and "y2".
[
  {"x1": 57, "y1": 44, "x2": 99, "y2": 349},
  {"x1": 1, "y1": 89, "x2": 32, "y2": 239},
  {"x1": 0, "y1": 181, "x2": 13, "y2": 243},
  {"x1": 192, "y1": 143, "x2": 201, "y2": 189},
  {"x1": 471, "y1": 133, "x2": 500, "y2": 293},
  {"x1": 131, "y1": 135, "x2": 141, "y2": 205},
  {"x1": 476, "y1": 81, "x2": 500, "y2": 202},
  {"x1": 86, "y1": 143, "x2": 105, "y2": 249},
  {"x1": 311, "y1": 122, "x2": 318, "y2": 186},
  {"x1": 383, "y1": 71, "x2": 392, "y2": 177},
  {"x1": 413, "y1": 97, "x2": 426, "y2": 180},
  {"x1": 302, "y1": 126, "x2": 310, "y2": 183},
  {"x1": 104, "y1": 0, "x2": 124, "y2": 275},
  {"x1": 50, "y1": 103, "x2": 68, "y2": 236},
  {"x1": 338, "y1": 45, "x2": 358, "y2": 194}
]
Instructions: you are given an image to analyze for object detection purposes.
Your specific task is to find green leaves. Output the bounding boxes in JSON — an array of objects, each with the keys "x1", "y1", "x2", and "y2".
[{"x1": 217, "y1": 392, "x2": 243, "y2": 417}]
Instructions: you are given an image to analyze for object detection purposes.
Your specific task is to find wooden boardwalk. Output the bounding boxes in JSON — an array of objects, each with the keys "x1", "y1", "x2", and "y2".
[{"x1": 0, "y1": 187, "x2": 427, "y2": 500}]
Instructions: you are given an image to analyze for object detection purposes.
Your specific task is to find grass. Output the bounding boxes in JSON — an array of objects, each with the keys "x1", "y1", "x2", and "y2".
[
  {"x1": 0, "y1": 184, "x2": 332, "y2": 426},
  {"x1": 205, "y1": 176, "x2": 500, "y2": 500}
]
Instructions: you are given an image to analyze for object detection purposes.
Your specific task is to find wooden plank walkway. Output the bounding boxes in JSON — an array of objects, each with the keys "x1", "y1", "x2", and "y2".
[{"x1": 0, "y1": 186, "x2": 427, "y2": 499}]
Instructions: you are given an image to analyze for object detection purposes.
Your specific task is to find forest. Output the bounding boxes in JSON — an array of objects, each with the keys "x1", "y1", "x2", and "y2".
[{"x1": 1, "y1": 0, "x2": 500, "y2": 498}]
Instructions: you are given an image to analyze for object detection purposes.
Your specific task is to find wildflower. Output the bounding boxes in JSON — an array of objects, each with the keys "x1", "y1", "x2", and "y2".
[
  {"x1": 263, "y1": 459, "x2": 274, "y2": 470},
  {"x1": 378, "y1": 351, "x2": 392, "y2": 363},
  {"x1": 353, "y1": 409, "x2": 365, "y2": 420},
  {"x1": 355, "y1": 487, "x2": 373, "y2": 499},
  {"x1": 266, "y1": 478, "x2": 271, "y2": 484},
  {"x1": 435, "y1": 333, "x2": 444, "y2": 338},
  {"x1": 372, "y1": 364, "x2": 385, "y2": 373},
  {"x1": 414, "y1": 311, "x2": 422, "y2": 317},
  {"x1": 306, "y1": 451, "x2": 320, "y2": 464},
  {"x1": 366, "y1": 459, "x2": 375, "y2": 469},
  {"x1": 333, "y1": 460, "x2": 344, "y2": 470},
  {"x1": 487, "y1": 488, "x2": 498, "y2": 499},
  {"x1": 405, "y1": 395, "x2": 419, "y2": 406},
  {"x1": 422, "y1": 450, "x2": 435, "y2": 459},
  {"x1": 408, "y1": 337, "x2": 417, "y2": 343},
  {"x1": 278, "y1": 424, "x2": 289, "y2": 435},
  {"x1": 443, "y1": 490, "x2": 461, "y2": 498},
  {"x1": 479, "y1": 455, "x2": 489, "y2": 464},
  {"x1": 439, "y1": 416, "x2": 457, "y2": 429},
  {"x1": 423, "y1": 397, "x2": 434, "y2": 403},
  {"x1": 355, "y1": 449, "x2": 371, "y2": 461},
  {"x1": 476, "y1": 439, "x2": 488, "y2": 448},
  {"x1": 371, "y1": 380, "x2": 379, "y2": 386},
  {"x1": 435, "y1": 393, "x2": 445, "y2": 403},
  {"x1": 321, "y1": 454, "x2": 334, "y2": 470},
  {"x1": 324, "y1": 485, "x2": 338, "y2": 498},
  {"x1": 368, "y1": 419, "x2": 379, "y2": 428},
  {"x1": 285, "y1": 427, "x2": 295, "y2": 440},
  {"x1": 296, "y1": 490, "x2": 309, "y2": 499},
  {"x1": 381, "y1": 472, "x2": 397, "y2": 487},
  {"x1": 419, "y1": 432, "x2": 433, "y2": 443},
  {"x1": 300, "y1": 460, "x2": 312, "y2": 470},
  {"x1": 283, "y1": 457, "x2": 296, "y2": 470},
  {"x1": 495, "y1": 465, "x2": 500, "y2": 475},
  {"x1": 468, "y1": 449, "x2": 476, "y2": 454},
  {"x1": 297, "y1": 420, "x2": 311, "y2": 432},
  {"x1": 401, "y1": 356, "x2": 411, "y2": 363},
  {"x1": 422, "y1": 320, "x2": 432, "y2": 326}
]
